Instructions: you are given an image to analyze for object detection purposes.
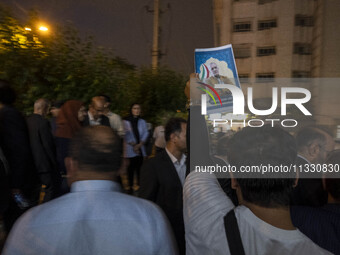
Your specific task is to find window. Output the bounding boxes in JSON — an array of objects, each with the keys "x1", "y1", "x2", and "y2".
[
  {"x1": 293, "y1": 43, "x2": 312, "y2": 55},
  {"x1": 257, "y1": 46, "x2": 276, "y2": 56},
  {"x1": 292, "y1": 71, "x2": 311, "y2": 82},
  {"x1": 337, "y1": 125, "x2": 340, "y2": 139},
  {"x1": 258, "y1": 0, "x2": 277, "y2": 4},
  {"x1": 239, "y1": 74, "x2": 250, "y2": 83},
  {"x1": 234, "y1": 0, "x2": 256, "y2": 2},
  {"x1": 234, "y1": 46, "x2": 251, "y2": 59},
  {"x1": 292, "y1": 71, "x2": 311, "y2": 78},
  {"x1": 258, "y1": 19, "x2": 277, "y2": 30},
  {"x1": 256, "y1": 73, "x2": 275, "y2": 82},
  {"x1": 295, "y1": 15, "x2": 313, "y2": 27},
  {"x1": 233, "y1": 22, "x2": 252, "y2": 32}
]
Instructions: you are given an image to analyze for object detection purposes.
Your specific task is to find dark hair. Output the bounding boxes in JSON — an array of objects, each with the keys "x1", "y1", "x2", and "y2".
[
  {"x1": 99, "y1": 95, "x2": 111, "y2": 103},
  {"x1": 226, "y1": 125, "x2": 297, "y2": 208},
  {"x1": 51, "y1": 100, "x2": 65, "y2": 108},
  {"x1": 0, "y1": 80, "x2": 16, "y2": 105},
  {"x1": 130, "y1": 103, "x2": 140, "y2": 109},
  {"x1": 129, "y1": 103, "x2": 141, "y2": 115},
  {"x1": 324, "y1": 150, "x2": 340, "y2": 201},
  {"x1": 296, "y1": 127, "x2": 327, "y2": 151},
  {"x1": 165, "y1": 117, "x2": 187, "y2": 142},
  {"x1": 69, "y1": 126, "x2": 122, "y2": 172}
]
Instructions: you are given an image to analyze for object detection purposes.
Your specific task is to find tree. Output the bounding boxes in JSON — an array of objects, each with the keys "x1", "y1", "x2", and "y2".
[
  {"x1": 134, "y1": 68, "x2": 187, "y2": 123},
  {"x1": 0, "y1": 4, "x2": 187, "y2": 123}
]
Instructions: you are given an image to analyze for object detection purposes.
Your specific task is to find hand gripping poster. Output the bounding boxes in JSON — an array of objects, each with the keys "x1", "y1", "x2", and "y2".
[{"x1": 195, "y1": 44, "x2": 241, "y2": 114}]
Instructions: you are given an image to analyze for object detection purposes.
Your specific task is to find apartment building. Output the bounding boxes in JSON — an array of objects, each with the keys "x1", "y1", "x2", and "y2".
[
  {"x1": 212, "y1": 0, "x2": 340, "y2": 130},
  {"x1": 213, "y1": 0, "x2": 340, "y2": 79}
]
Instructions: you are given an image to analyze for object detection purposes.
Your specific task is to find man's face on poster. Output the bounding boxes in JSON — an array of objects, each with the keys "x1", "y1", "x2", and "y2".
[{"x1": 210, "y1": 62, "x2": 219, "y2": 77}]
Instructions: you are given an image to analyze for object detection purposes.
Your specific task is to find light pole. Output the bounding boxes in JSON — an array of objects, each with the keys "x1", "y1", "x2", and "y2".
[{"x1": 151, "y1": 0, "x2": 160, "y2": 71}]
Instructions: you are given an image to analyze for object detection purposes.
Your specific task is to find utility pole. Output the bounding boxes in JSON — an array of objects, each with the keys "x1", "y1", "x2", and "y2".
[{"x1": 151, "y1": 0, "x2": 160, "y2": 71}]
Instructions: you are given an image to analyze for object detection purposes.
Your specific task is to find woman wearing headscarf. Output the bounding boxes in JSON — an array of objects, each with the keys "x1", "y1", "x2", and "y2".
[
  {"x1": 55, "y1": 100, "x2": 86, "y2": 178},
  {"x1": 124, "y1": 103, "x2": 149, "y2": 193}
]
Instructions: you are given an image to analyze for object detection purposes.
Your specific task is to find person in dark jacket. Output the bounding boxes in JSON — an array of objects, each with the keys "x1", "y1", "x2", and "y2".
[
  {"x1": 49, "y1": 100, "x2": 64, "y2": 136},
  {"x1": 0, "y1": 80, "x2": 39, "y2": 232},
  {"x1": 27, "y1": 99, "x2": 61, "y2": 202},
  {"x1": 140, "y1": 118, "x2": 187, "y2": 255},
  {"x1": 0, "y1": 146, "x2": 10, "y2": 250},
  {"x1": 291, "y1": 150, "x2": 340, "y2": 255},
  {"x1": 291, "y1": 127, "x2": 335, "y2": 206}
]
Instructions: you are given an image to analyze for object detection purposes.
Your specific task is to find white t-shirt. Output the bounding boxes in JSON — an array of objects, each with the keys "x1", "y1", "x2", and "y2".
[{"x1": 183, "y1": 172, "x2": 332, "y2": 255}]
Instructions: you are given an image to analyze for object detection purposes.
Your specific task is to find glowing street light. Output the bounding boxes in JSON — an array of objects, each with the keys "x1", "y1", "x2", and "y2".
[
  {"x1": 38, "y1": 26, "x2": 48, "y2": 32},
  {"x1": 25, "y1": 27, "x2": 32, "y2": 31}
]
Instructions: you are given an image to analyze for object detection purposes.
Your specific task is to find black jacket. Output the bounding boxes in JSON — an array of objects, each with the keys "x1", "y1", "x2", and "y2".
[
  {"x1": 0, "y1": 106, "x2": 38, "y2": 193},
  {"x1": 26, "y1": 114, "x2": 61, "y2": 201},
  {"x1": 26, "y1": 114, "x2": 58, "y2": 175},
  {"x1": 139, "y1": 150, "x2": 186, "y2": 254},
  {"x1": 82, "y1": 114, "x2": 110, "y2": 127}
]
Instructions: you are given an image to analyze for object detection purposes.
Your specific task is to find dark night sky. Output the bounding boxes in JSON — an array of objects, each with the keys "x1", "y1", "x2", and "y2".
[{"x1": 2, "y1": 0, "x2": 214, "y2": 74}]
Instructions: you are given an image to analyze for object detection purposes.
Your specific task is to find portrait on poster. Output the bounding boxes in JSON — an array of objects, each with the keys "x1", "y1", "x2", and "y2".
[{"x1": 195, "y1": 44, "x2": 241, "y2": 114}]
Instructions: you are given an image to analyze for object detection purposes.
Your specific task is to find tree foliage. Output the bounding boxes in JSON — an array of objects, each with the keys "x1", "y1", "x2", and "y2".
[{"x1": 0, "y1": 4, "x2": 187, "y2": 122}]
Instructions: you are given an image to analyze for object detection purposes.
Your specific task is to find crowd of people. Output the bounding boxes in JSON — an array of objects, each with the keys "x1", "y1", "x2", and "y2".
[{"x1": 0, "y1": 77, "x2": 339, "y2": 254}]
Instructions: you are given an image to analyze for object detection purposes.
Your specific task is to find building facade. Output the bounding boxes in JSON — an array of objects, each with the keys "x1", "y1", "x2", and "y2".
[
  {"x1": 212, "y1": 0, "x2": 340, "y2": 131},
  {"x1": 213, "y1": 0, "x2": 340, "y2": 79}
]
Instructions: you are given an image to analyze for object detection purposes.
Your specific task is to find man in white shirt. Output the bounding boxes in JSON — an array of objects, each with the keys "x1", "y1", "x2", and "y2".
[
  {"x1": 4, "y1": 126, "x2": 177, "y2": 255},
  {"x1": 140, "y1": 118, "x2": 187, "y2": 255},
  {"x1": 184, "y1": 125, "x2": 332, "y2": 255}
]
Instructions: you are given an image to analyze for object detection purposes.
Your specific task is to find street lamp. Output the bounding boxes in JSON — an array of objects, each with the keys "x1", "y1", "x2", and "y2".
[{"x1": 38, "y1": 26, "x2": 48, "y2": 32}]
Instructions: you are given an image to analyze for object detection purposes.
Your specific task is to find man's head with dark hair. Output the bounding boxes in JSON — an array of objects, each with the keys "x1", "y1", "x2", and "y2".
[
  {"x1": 296, "y1": 127, "x2": 334, "y2": 164},
  {"x1": 51, "y1": 100, "x2": 65, "y2": 109},
  {"x1": 226, "y1": 125, "x2": 297, "y2": 208},
  {"x1": 99, "y1": 94, "x2": 111, "y2": 104},
  {"x1": 50, "y1": 100, "x2": 65, "y2": 118},
  {"x1": 0, "y1": 80, "x2": 16, "y2": 105},
  {"x1": 98, "y1": 95, "x2": 112, "y2": 114},
  {"x1": 165, "y1": 118, "x2": 187, "y2": 155},
  {"x1": 324, "y1": 150, "x2": 340, "y2": 203},
  {"x1": 66, "y1": 126, "x2": 122, "y2": 183},
  {"x1": 165, "y1": 118, "x2": 187, "y2": 142}
]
